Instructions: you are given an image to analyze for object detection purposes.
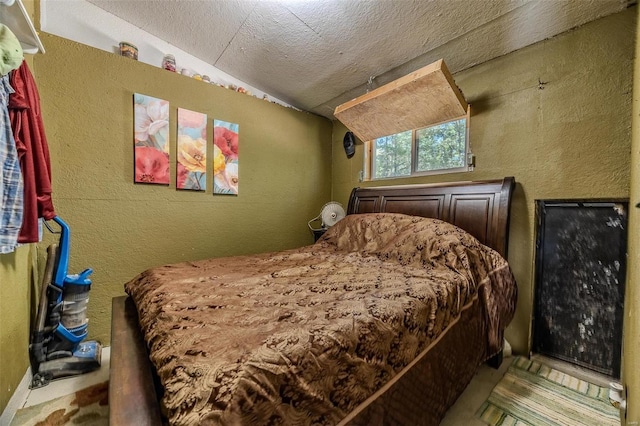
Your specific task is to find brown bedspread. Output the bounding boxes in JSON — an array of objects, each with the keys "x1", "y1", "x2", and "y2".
[{"x1": 125, "y1": 213, "x2": 517, "y2": 425}]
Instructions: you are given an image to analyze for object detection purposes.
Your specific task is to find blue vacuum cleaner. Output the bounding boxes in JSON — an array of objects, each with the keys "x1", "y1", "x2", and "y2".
[{"x1": 29, "y1": 216, "x2": 102, "y2": 388}]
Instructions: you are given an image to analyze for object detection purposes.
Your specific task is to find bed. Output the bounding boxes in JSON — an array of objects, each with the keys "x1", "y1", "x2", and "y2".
[{"x1": 109, "y1": 177, "x2": 517, "y2": 426}]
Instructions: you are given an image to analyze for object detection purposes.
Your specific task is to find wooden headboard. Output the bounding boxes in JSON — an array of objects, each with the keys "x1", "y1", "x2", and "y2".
[{"x1": 347, "y1": 177, "x2": 515, "y2": 257}]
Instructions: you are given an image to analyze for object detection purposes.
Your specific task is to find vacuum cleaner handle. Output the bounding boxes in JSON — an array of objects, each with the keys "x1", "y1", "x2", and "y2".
[{"x1": 51, "y1": 216, "x2": 71, "y2": 288}]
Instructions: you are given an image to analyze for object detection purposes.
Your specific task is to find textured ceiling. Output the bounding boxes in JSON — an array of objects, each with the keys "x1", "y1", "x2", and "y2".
[{"x1": 86, "y1": 0, "x2": 628, "y2": 118}]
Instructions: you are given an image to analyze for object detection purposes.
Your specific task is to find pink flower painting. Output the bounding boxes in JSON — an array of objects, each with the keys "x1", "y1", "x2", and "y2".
[
  {"x1": 134, "y1": 94, "x2": 170, "y2": 185},
  {"x1": 213, "y1": 119, "x2": 239, "y2": 195},
  {"x1": 135, "y1": 147, "x2": 170, "y2": 184},
  {"x1": 214, "y1": 126, "x2": 239, "y2": 161},
  {"x1": 177, "y1": 108, "x2": 207, "y2": 190}
]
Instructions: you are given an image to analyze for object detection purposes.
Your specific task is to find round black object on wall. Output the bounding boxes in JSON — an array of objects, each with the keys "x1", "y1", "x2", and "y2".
[{"x1": 343, "y1": 132, "x2": 356, "y2": 158}]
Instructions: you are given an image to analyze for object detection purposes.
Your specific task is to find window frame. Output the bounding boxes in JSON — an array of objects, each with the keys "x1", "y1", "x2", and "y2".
[{"x1": 364, "y1": 107, "x2": 472, "y2": 181}]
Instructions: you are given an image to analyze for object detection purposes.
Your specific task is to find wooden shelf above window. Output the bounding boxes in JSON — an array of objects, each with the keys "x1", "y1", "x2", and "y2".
[{"x1": 334, "y1": 59, "x2": 467, "y2": 142}]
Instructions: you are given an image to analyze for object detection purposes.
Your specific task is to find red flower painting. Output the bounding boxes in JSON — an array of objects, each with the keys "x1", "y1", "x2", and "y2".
[
  {"x1": 176, "y1": 162, "x2": 190, "y2": 189},
  {"x1": 213, "y1": 120, "x2": 239, "y2": 195},
  {"x1": 135, "y1": 147, "x2": 170, "y2": 184},
  {"x1": 134, "y1": 93, "x2": 170, "y2": 185},
  {"x1": 214, "y1": 126, "x2": 239, "y2": 161}
]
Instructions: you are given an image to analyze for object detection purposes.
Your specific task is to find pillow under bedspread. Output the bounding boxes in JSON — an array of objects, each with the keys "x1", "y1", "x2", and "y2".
[{"x1": 125, "y1": 213, "x2": 517, "y2": 425}]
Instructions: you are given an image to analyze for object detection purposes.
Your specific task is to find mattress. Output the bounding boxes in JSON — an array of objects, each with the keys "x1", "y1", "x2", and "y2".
[{"x1": 125, "y1": 213, "x2": 517, "y2": 425}]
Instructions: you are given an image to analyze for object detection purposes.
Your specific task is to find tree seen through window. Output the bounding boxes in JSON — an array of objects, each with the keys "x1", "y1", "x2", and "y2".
[{"x1": 371, "y1": 118, "x2": 467, "y2": 179}]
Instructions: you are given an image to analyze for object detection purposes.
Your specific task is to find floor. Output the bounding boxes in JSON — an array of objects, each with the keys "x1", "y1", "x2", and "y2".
[
  {"x1": 440, "y1": 353, "x2": 616, "y2": 425},
  {"x1": 440, "y1": 358, "x2": 512, "y2": 426},
  {"x1": 2, "y1": 349, "x2": 616, "y2": 426},
  {"x1": 1, "y1": 347, "x2": 110, "y2": 426}
]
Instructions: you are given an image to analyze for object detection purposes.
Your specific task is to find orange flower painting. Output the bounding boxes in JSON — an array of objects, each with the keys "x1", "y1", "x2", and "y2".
[
  {"x1": 134, "y1": 93, "x2": 169, "y2": 185},
  {"x1": 177, "y1": 108, "x2": 207, "y2": 190},
  {"x1": 213, "y1": 120, "x2": 239, "y2": 195}
]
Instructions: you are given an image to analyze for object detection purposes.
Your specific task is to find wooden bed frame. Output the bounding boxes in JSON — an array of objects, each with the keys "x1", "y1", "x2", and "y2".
[{"x1": 109, "y1": 177, "x2": 515, "y2": 425}]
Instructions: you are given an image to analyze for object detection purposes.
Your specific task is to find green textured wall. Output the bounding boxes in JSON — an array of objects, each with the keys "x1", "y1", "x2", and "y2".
[
  {"x1": 31, "y1": 33, "x2": 332, "y2": 346},
  {"x1": 0, "y1": 246, "x2": 32, "y2": 414},
  {"x1": 0, "y1": 0, "x2": 38, "y2": 415},
  {"x1": 623, "y1": 6, "x2": 640, "y2": 423},
  {"x1": 332, "y1": 9, "x2": 635, "y2": 357}
]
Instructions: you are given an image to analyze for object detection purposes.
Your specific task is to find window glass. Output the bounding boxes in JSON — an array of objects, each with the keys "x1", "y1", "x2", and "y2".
[
  {"x1": 367, "y1": 117, "x2": 469, "y2": 180},
  {"x1": 372, "y1": 130, "x2": 412, "y2": 179},
  {"x1": 416, "y1": 118, "x2": 466, "y2": 172}
]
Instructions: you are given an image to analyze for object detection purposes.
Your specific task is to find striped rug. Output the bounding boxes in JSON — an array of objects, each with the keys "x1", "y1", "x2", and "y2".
[{"x1": 476, "y1": 357, "x2": 620, "y2": 426}]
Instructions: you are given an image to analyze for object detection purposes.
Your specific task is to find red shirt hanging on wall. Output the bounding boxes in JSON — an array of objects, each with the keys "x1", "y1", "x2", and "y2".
[{"x1": 9, "y1": 60, "x2": 56, "y2": 243}]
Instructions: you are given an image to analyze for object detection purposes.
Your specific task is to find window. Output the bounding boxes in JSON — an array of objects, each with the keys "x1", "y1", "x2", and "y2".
[
  {"x1": 371, "y1": 130, "x2": 412, "y2": 179},
  {"x1": 365, "y1": 117, "x2": 471, "y2": 181}
]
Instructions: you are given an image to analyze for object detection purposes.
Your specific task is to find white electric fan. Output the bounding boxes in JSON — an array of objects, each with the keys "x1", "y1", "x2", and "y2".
[{"x1": 308, "y1": 202, "x2": 346, "y2": 232}]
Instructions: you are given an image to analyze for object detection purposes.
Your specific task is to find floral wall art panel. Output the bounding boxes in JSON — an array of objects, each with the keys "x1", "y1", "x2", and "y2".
[
  {"x1": 134, "y1": 93, "x2": 170, "y2": 185},
  {"x1": 177, "y1": 108, "x2": 207, "y2": 191},
  {"x1": 213, "y1": 119, "x2": 239, "y2": 195}
]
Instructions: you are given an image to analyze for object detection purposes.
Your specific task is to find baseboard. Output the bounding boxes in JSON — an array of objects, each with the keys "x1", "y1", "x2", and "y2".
[
  {"x1": 503, "y1": 339, "x2": 512, "y2": 358},
  {"x1": 0, "y1": 367, "x2": 32, "y2": 426}
]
